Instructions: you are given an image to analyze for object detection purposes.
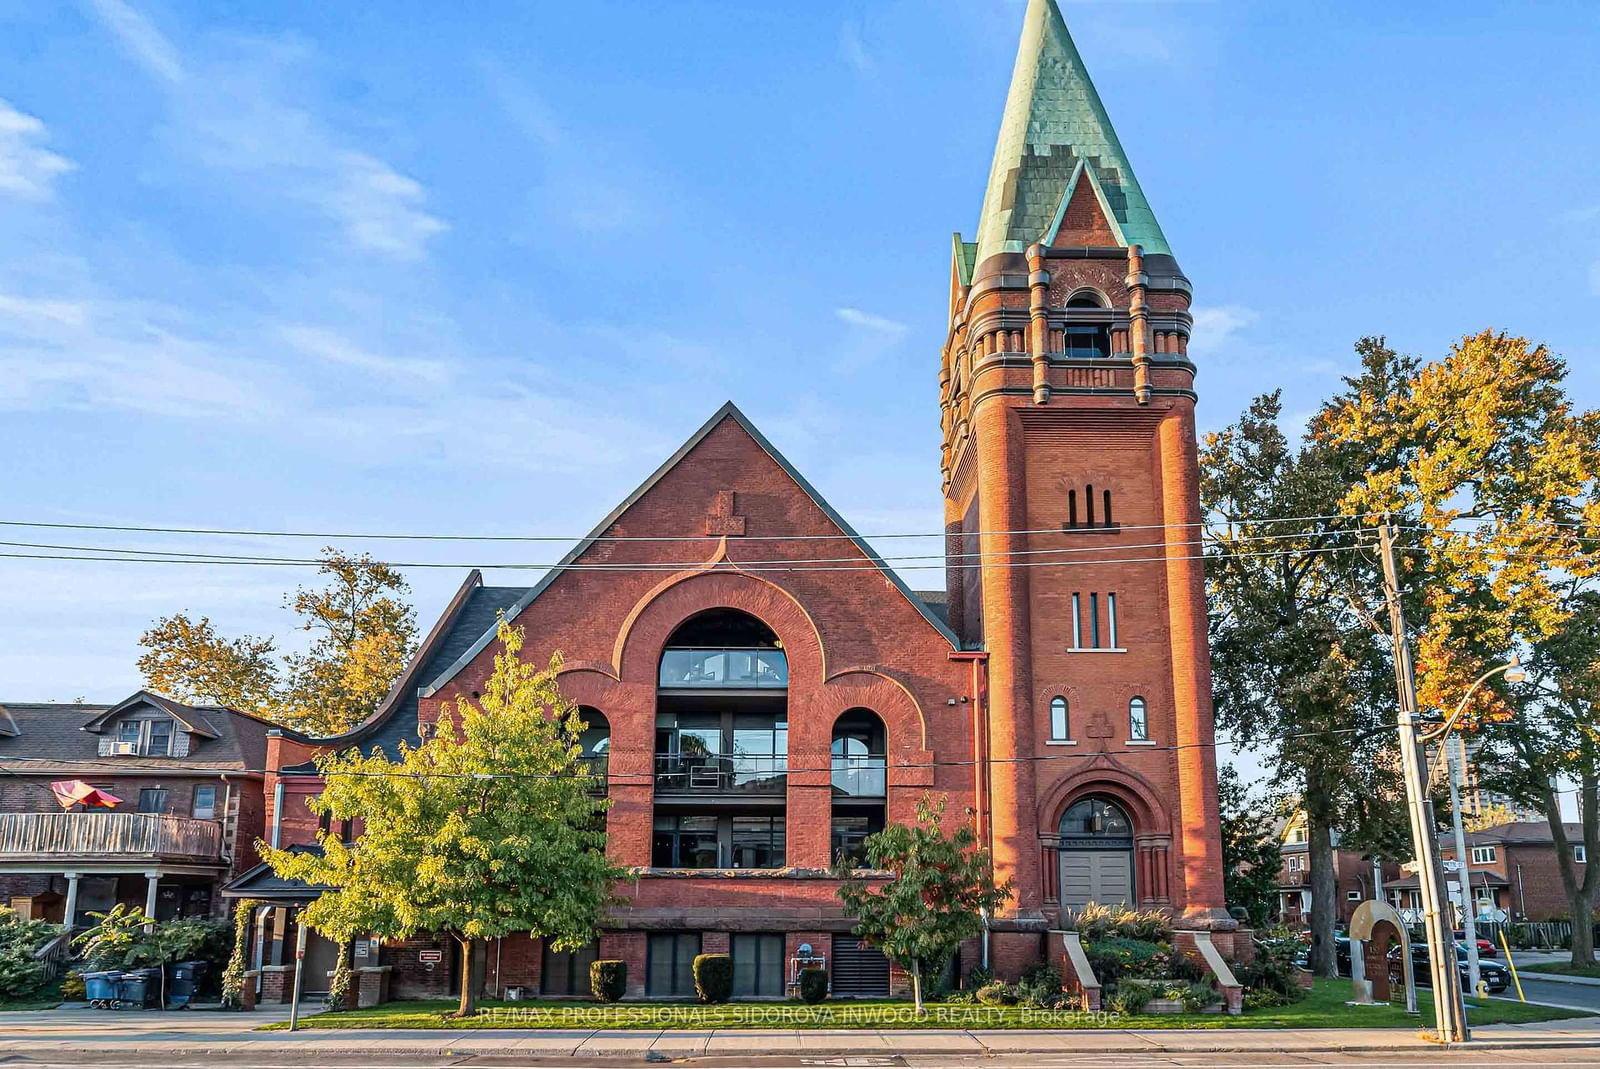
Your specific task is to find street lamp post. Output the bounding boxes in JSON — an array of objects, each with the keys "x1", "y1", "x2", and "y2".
[
  {"x1": 1428, "y1": 657, "x2": 1526, "y2": 1000},
  {"x1": 1377, "y1": 521, "x2": 1469, "y2": 1043}
]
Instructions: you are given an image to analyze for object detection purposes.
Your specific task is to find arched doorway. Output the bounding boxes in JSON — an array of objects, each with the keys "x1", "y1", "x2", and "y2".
[
  {"x1": 576, "y1": 708, "x2": 609, "y2": 794},
  {"x1": 1057, "y1": 796, "x2": 1135, "y2": 913}
]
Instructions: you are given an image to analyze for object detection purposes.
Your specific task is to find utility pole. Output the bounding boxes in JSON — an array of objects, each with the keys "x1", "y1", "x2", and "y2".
[
  {"x1": 1448, "y1": 734, "x2": 1483, "y2": 995},
  {"x1": 1377, "y1": 519, "x2": 1469, "y2": 1043}
]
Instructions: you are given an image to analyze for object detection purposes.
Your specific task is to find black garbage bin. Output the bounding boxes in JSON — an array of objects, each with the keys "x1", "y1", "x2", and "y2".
[
  {"x1": 166, "y1": 961, "x2": 210, "y2": 1009},
  {"x1": 114, "y1": 967, "x2": 160, "y2": 1009}
]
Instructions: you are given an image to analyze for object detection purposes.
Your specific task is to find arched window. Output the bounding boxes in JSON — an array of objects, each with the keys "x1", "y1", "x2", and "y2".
[
  {"x1": 831, "y1": 709, "x2": 886, "y2": 866},
  {"x1": 1049, "y1": 696, "x2": 1070, "y2": 741},
  {"x1": 1058, "y1": 796, "x2": 1134, "y2": 840},
  {"x1": 1102, "y1": 488, "x2": 1113, "y2": 527},
  {"x1": 577, "y1": 708, "x2": 609, "y2": 789},
  {"x1": 1067, "y1": 489, "x2": 1078, "y2": 528},
  {"x1": 1085, "y1": 484, "x2": 1096, "y2": 527},
  {"x1": 1128, "y1": 697, "x2": 1148, "y2": 741},
  {"x1": 1067, "y1": 290, "x2": 1107, "y2": 309}
]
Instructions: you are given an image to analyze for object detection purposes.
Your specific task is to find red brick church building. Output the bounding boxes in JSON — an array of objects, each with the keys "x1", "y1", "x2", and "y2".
[{"x1": 239, "y1": 0, "x2": 1236, "y2": 1001}]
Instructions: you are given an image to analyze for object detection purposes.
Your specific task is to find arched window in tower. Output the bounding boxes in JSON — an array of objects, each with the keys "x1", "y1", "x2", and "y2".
[
  {"x1": 1103, "y1": 488, "x2": 1113, "y2": 528},
  {"x1": 1067, "y1": 489, "x2": 1077, "y2": 528},
  {"x1": 1063, "y1": 290, "x2": 1112, "y2": 358},
  {"x1": 1085, "y1": 484, "x2": 1095, "y2": 527},
  {"x1": 1049, "y1": 696, "x2": 1070, "y2": 741},
  {"x1": 1128, "y1": 697, "x2": 1148, "y2": 742}
]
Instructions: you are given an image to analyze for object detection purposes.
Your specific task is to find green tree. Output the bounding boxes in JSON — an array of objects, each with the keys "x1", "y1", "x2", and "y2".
[
  {"x1": 1218, "y1": 764, "x2": 1283, "y2": 929},
  {"x1": 263, "y1": 621, "x2": 620, "y2": 1017},
  {"x1": 1201, "y1": 389, "x2": 1405, "y2": 976},
  {"x1": 1317, "y1": 332, "x2": 1600, "y2": 965},
  {"x1": 832, "y1": 795, "x2": 1011, "y2": 1015},
  {"x1": 138, "y1": 548, "x2": 417, "y2": 735}
]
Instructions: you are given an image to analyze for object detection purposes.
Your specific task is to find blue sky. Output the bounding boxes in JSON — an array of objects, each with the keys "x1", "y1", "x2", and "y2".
[{"x1": 3, "y1": 0, "x2": 1599, "y2": 708}]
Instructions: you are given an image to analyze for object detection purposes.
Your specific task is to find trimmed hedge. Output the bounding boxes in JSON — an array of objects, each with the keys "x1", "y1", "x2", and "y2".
[
  {"x1": 798, "y1": 967, "x2": 828, "y2": 1004},
  {"x1": 693, "y1": 953, "x2": 733, "y2": 1004},
  {"x1": 590, "y1": 959, "x2": 626, "y2": 1003}
]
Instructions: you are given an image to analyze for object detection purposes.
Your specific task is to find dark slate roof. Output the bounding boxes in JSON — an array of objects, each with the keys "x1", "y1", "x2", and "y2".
[
  {"x1": 914, "y1": 590, "x2": 950, "y2": 626},
  {"x1": 299, "y1": 574, "x2": 530, "y2": 759},
  {"x1": 220, "y1": 844, "x2": 326, "y2": 900},
  {"x1": 0, "y1": 690, "x2": 270, "y2": 775},
  {"x1": 1440, "y1": 822, "x2": 1580, "y2": 848}
]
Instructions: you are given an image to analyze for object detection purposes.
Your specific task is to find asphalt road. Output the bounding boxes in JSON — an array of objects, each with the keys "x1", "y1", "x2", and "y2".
[{"x1": 1493, "y1": 975, "x2": 1600, "y2": 1013}]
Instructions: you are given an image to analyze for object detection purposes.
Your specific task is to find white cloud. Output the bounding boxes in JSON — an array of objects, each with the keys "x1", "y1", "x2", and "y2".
[
  {"x1": 85, "y1": 0, "x2": 447, "y2": 261},
  {"x1": 0, "y1": 99, "x2": 75, "y2": 200},
  {"x1": 836, "y1": 307, "x2": 909, "y2": 336},
  {"x1": 839, "y1": 20, "x2": 875, "y2": 74},
  {"x1": 86, "y1": 0, "x2": 184, "y2": 83},
  {"x1": 1187, "y1": 304, "x2": 1260, "y2": 359},
  {"x1": 280, "y1": 323, "x2": 452, "y2": 389}
]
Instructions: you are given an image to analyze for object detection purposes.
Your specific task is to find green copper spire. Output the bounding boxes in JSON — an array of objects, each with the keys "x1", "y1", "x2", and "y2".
[{"x1": 972, "y1": 0, "x2": 1171, "y2": 267}]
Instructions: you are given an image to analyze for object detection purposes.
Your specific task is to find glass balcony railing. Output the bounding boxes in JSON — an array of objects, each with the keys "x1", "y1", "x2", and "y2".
[
  {"x1": 658, "y1": 648, "x2": 788, "y2": 689},
  {"x1": 831, "y1": 755, "x2": 887, "y2": 798},
  {"x1": 654, "y1": 753, "x2": 787, "y2": 794},
  {"x1": 577, "y1": 754, "x2": 609, "y2": 793}
]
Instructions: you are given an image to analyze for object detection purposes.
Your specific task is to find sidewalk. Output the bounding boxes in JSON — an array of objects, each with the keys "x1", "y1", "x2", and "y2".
[{"x1": 4, "y1": 1006, "x2": 1600, "y2": 1059}]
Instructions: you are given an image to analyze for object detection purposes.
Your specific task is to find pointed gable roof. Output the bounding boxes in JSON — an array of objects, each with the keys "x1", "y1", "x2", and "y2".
[
  {"x1": 421, "y1": 402, "x2": 958, "y2": 697},
  {"x1": 972, "y1": 0, "x2": 1170, "y2": 268}
]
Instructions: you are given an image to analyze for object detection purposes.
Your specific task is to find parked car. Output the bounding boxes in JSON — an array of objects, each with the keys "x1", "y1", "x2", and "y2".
[
  {"x1": 1293, "y1": 936, "x2": 1354, "y2": 976},
  {"x1": 1452, "y1": 931, "x2": 1497, "y2": 957},
  {"x1": 1388, "y1": 942, "x2": 1510, "y2": 993}
]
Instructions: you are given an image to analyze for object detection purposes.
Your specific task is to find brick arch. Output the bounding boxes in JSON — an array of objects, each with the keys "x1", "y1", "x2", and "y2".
[
  {"x1": 812, "y1": 669, "x2": 930, "y2": 755},
  {"x1": 611, "y1": 567, "x2": 826, "y2": 690},
  {"x1": 1038, "y1": 763, "x2": 1172, "y2": 840}
]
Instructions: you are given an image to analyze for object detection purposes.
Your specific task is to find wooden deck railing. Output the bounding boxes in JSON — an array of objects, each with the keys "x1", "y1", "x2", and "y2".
[{"x1": 0, "y1": 811, "x2": 223, "y2": 862}]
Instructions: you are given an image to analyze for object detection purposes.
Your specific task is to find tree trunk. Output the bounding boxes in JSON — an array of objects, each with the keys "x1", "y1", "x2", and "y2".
[
  {"x1": 1307, "y1": 811, "x2": 1340, "y2": 978},
  {"x1": 911, "y1": 960, "x2": 924, "y2": 1016},
  {"x1": 456, "y1": 935, "x2": 476, "y2": 1017},
  {"x1": 1544, "y1": 759, "x2": 1599, "y2": 968}
]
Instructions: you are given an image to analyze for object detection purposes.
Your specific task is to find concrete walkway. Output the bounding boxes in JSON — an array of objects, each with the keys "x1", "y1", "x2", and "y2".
[{"x1": 3, "y1": 1005, "x2": 1600, "y2": 1059}]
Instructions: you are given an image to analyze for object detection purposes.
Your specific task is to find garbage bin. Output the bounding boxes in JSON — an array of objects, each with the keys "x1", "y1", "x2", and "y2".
[
  {"x1": 82, "y1": 970, "x2": 123, "y2": 1008},
  {"x1": 166, "y1": 962, "x2": 196, "y2": 1009},
  {"x1": 114, "y1": 967, "x2": 160, "y2": 1009}
]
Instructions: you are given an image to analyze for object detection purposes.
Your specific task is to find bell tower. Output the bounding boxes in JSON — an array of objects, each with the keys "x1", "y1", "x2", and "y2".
[{"x1": 941, "y1": 0, "x2": 1231, "y2": 942}]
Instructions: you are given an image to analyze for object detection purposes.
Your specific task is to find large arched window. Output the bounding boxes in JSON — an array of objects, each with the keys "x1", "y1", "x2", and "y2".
[
  {"x1": 653, "y1": 610, "x2": 787, "y2": 869},
  {"x1": 831, "y1": 709, "x2": 886, "y2": 866},
  {"x1": 1128, "y1": 697, "x2": 1148, "y2": 742},
  {"x1": 1049, "y1": 696, "x2": 1070, "y2": 741},
  {"x1": 1056, "y1": 796, "x2": 1135, "y2": 912}
]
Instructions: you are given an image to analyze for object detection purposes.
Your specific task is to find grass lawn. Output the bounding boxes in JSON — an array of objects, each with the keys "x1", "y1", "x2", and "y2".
[
  {"x1": 262, "y1": 979, "x2": 1589, "y2": 1031},
  {"x1": 1524, "y1": 961, "x2": 1600, "y2": 978}
]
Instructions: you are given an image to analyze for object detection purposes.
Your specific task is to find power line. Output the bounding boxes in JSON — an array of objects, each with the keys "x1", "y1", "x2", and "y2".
[{"x1": 0, "y1": 512, "x2": 1383, "y2": 544}]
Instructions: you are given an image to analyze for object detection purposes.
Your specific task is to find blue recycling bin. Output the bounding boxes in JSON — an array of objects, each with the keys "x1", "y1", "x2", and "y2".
[{"x1": 82, "y1": 970, "x2": 122, "y2": 1008}]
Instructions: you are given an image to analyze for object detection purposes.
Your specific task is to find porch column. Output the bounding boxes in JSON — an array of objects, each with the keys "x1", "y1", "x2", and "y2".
[
  {"x1": 143, "y1": 870, "x2": 160, "y2": 929},
  {"x1": 62, "y1": 872, "x2": 81, "y2": 929}
]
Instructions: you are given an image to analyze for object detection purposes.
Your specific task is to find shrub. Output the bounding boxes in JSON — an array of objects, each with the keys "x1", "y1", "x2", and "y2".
[
  {"x1": 0, "y1": 910, "x2": 63, "y2": 1001},
  {"x1": 693, "y1": 953, "x2": 733, "y2": 1004},
  {"x1": 590, "y1": 960, "x2": 626, "y2": 1003},
  {"x1": 797, "y1": 967, "x2": 828, "y2": 1004},
  {"x1": 1167, "y1": 947, "x2": 1207, "y2": 983},
  {"x1": 1082, "y1": 936, "x2": 1168, "y2": 986},
  {"x1": 1179, "y1": 980, "x2": 1221, "y2": 1012},
  {"x1": 1107, "y1": 982, "x2": 1152, "y2": 1015},
  {"x1": 220, "y1": 899, "x2": 260, "y2": 1010},
  {"x1": 1017, "y1": 961, "x2": 1062, "y2": 1007},
  {"x1": 975, "y1": 980, "x2": 1018, "y2": 1006},
  {"x1": 1063, "y1": 903, "x2": 1173, "y2": 943},
  {"x1": 961, "y1": 964, "x2": 994, "y2": 991},
  {"x1": 60, "y1": 971, "x2": 86, "y2": 1001}
]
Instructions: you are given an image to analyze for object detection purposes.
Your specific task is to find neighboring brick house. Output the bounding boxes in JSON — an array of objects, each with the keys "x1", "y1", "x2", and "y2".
[
  {"x1": 1273, "y1": 812, "x2": 1401, "y2": 926},
  {"x1": 1386, "y1": 822, "x2": 1592, "y2": 923},
  {"x1": 248, "y1": 0, "x2": 1240, "y2": 1002},
  {"x1": 0, "y1": 690, "x2": 269, "y2": 926}
]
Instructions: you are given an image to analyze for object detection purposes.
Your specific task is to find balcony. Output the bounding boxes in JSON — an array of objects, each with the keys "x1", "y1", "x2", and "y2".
[
  {"x1": 659, "y1": 648, "x2": 788, "y2": 689},
  {"x1": 831, "y1": 755, "x2": 887, "y2": 798},
  {"x1": 654, "y1": 754, "x2": 786, "y2": 795},
  {"x1": 0, "y1": 812, "x2": 224, "y2": 864}
]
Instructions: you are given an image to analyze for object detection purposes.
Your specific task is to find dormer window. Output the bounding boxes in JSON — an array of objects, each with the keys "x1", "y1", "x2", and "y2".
[{"x1": 113, "y1": 717, "x2": 177, "y2": 756}]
